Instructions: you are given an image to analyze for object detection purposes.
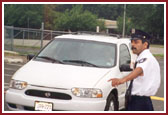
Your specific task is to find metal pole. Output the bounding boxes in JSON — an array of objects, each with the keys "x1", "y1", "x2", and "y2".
[
  {"x1": 11, "y1": 26, "x2": 14, "y2": 51},
  {"x1": 122, "y1": 4, "x2": 126, "y2": 38},
  {"x1": 96, "y1": 26, "x2": 100, "y2": 33},
  {"x1": 28, "y1": 17, "x2": 29, "y2": 39},
  {"x1": 51, "y1": 30, "x2": 52, "y2": 40},
  {"x1": 41, "y1": 22, "x2": 44, "y2": 49},
  {"x1": 23, "y1": 30, "x2": 25, "y2": 46}
]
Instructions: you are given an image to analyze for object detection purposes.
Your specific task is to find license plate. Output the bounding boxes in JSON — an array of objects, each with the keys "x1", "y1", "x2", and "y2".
[{"x1": 35, "y1": 101, "x2": 53, "y2": 111}]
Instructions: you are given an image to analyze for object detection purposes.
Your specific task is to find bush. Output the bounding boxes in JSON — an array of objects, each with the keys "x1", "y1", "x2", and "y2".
[{"x1": 53, "y1": 5, "x2": 105, "y2": 32}]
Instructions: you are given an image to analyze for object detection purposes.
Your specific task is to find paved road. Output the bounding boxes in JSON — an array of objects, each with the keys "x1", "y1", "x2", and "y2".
[
  {"x1": 3, "y1": 58, "x2": 165, "y2": 111},
  {"x1": 4, "y1": 63, "x2": 24, "y2": 111},
  {"x1": 151, "y1": 58, "x2": 165, "y2": 111},
  {"x1": 150, "y1": 47, "x2": 164, "y2": 55}
]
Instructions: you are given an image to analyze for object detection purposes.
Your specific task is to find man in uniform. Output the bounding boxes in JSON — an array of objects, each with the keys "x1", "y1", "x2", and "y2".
[{"x1": 108, "y1": 29, "x2": 161, "y2": 111}]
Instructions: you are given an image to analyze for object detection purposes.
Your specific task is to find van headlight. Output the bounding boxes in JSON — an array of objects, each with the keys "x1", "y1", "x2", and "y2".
[
  {"x1": 9, "y1": 79, "x2": 27, "y2": 90},
  {"x1": 71, "y1": 88, "x2": 102, "y2": 98}
]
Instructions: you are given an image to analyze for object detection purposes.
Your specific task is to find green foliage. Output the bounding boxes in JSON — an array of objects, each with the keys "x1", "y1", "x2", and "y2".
[
  {"x1": 4, "y1": 4, "x2": 43, "y2": 28},
  {"x1": 83, "y1": 4, "x2": 124, "y2": 20},
  {"x1": 146, "y1": 4, "x2": 164, "y2": 37},
  {"x1": 117, "y1": 16, "x2": 133, "y2": 35},
  {"x1": 4, "y1": 4, "x2": 164, "y2": 43},
  {"x1": 117, "y1": 4, "x2": 164, "y2": 39},
  {"x1": 53, "y1": 5, "x2": 105, "y2": 32},
  {"x1": 53, "y1": 4, "x2": 124, "y2": 20},
  {"x1": 127, "y1": 4, "x2": 156, "y2": 31}
]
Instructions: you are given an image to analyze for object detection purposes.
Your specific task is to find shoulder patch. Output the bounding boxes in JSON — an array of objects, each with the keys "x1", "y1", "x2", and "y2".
[{"x1": 138, "y1": 58, "x2": 147, "y2": 63}]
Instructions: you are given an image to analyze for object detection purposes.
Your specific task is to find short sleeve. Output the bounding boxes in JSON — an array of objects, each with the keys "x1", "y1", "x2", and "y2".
[{"x1": 136, "y1": 58, "x2": 150, "y2": 74}]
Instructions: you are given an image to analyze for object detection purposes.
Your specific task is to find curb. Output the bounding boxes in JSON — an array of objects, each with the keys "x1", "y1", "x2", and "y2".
[
  {"x1": 4, "y1": 50, "x2": 19, "y2": 55},
  {"x1": 4, "y1": 57, "x2": 24, "y2": 63},
  {"x1": 4, "y1": 50, "x2": 24, "y2": 63}
]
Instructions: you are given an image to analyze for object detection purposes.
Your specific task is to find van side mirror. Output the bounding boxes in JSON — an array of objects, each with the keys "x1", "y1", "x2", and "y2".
[
  {"x1": 27, "y1": 54, "x2": 35, "y2": 61},
  {"x1": 120, "y1": 64, "x2": 133, "y2": 72}
]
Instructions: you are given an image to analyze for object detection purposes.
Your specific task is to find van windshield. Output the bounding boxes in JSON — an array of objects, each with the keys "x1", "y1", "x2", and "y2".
[{"x1": 35, "y1": 38, "x2": 116, "y2": 68}]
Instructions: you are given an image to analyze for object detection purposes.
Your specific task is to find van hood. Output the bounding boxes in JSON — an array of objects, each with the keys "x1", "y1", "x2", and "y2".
[{"x1": 13, "y1": 60, "x2": 111, "y2": 89}]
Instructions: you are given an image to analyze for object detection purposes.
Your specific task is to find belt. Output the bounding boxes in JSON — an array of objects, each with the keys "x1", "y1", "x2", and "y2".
[{"x1": 131, "y1": 95, "x2": 150, "y2": 99}]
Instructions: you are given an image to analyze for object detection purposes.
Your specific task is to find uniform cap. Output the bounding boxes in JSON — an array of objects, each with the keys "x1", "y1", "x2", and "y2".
[{"x1": 131, "y1": 29, "x2": 151, "y2": 41}]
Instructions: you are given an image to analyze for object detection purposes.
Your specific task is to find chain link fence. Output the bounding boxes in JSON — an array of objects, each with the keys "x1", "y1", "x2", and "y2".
[
  {"x1": 4, "y1": 26, "x2": 164, "y2": 55},
  {"x1": 4, "y1": 26, "x2": 14, "y2": 51},
  {"x1": 4, "y1": 26, "x2": 72, "y2": 55}
]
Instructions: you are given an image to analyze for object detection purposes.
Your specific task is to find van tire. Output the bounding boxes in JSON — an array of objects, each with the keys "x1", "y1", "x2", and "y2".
[{"x1": 104, "y1": 93, "x2": 119, "y2": 111}]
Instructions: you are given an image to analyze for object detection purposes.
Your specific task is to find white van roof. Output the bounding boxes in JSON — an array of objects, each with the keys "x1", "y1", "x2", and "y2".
[{"x1": 55, "y1": 34, "x2": 131, "y2": 44}]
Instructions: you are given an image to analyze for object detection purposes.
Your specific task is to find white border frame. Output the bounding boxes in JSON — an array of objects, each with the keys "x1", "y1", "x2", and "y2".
[{"x1": 2, "y1": 2, "x2": 166, "y2": 113}]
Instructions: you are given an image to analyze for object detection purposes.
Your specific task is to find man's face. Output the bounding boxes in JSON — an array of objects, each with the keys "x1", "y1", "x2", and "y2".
[{"x1": 131, "y1": 39, "x2": 147, "y2": 55}]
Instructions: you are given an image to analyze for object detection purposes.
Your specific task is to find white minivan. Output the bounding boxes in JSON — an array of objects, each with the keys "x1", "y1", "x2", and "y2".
[{"x1": 5, "y1": 34, "x2": 135, "y2": 111}]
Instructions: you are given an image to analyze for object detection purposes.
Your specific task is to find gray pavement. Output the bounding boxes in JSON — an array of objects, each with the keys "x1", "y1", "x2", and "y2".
[{"x1": 149, "y1": 47, "x2": 164, "y2": 55}]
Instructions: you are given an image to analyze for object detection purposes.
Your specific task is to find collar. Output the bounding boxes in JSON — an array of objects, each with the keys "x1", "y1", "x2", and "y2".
[{"x1": 137, "y1": 49, "x2": 150, "y2": 60}]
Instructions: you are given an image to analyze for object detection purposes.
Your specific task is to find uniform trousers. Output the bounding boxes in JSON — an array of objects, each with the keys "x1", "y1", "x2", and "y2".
[{"x1": 126, "y1": 95, "x2": 154, "y2": 111}]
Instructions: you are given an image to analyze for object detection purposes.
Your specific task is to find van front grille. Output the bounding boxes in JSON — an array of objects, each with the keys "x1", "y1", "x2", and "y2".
[{"x1": 25, "y1": 89, "x2": 72, "y2": 100}]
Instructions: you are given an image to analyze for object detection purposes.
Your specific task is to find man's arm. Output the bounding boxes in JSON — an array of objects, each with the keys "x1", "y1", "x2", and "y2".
[{"x1": 108, "y1": 67, "x2": 143, "y2": 87}]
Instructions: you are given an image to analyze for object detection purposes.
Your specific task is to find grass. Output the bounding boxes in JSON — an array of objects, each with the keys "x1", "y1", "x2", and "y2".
[
  {"x1": 4, "y1": 51, "x2": 19, "y2": 56},
  {"x1": 153, "y1": 54, "x2": 164, "y2": 58},
  {"x1": 5, "y1": 46, "x2": 39, "y2": 56},
  {"x1": 150, "y1": 44, "x2": 164, "y2": 48},
  {"x1": 14, "y1": 45, "x2": 41, "y2": 49},
  {"x1": 5, "y1": 44, "x2": 41, "y2": 56},
  {"x1": 18, "y1": 52, "x2": 37, "y2": 56},
  {"x1": 5, "y1": 52, "x2": 35, "y2": 57}
]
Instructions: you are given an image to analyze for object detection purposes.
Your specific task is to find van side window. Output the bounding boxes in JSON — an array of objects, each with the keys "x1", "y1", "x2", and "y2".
[{"x1": 119, "y1": 44, "x2": 131, "y2": 66}]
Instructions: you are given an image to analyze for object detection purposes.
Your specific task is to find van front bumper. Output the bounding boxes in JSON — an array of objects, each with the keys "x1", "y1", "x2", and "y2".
[{"x1": 5, "y1": 87, "x2": 106, "y2": 111}]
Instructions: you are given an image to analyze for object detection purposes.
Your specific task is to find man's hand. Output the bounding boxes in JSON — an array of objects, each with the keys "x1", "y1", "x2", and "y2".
[
  {"x1": 108, "y1": 67, "x2": 143, "y2": 87},
  {"x1": 108, "y1": 78, "x2": 125, "y2": 87}
]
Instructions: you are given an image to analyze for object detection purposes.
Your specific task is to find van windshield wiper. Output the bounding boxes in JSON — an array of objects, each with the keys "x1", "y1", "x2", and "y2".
[
  {"x1": 36, "y1": 56, "x2": 64, "y2": 64},
  {"x1": 62, "y1": 60, "x2": 101, "y2": 67}
]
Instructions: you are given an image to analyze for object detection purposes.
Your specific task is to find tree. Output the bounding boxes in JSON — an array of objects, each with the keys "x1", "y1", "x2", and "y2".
[
  {"x1": 53, "y1": 5, "x2": 105, "y2": 32},
  {"x1": 146, "y1": 5, "x2": 164, "y2": 37},
  {"x1": 4, "y1": 4, "x2": 43, "y2": 28},
  {"x1": 4, "y1": 4, "x2": 164, "y2": 44},
  {"x1": 43, "y1": 5, "x2": 55, "y2": 30},
  {"x1": 126, "y1": 4, "x2": 156, "y2": 31},
  {"x1": 117, "y1": 4, "x2": 164, "y2": 43},
  {"x1": 50, "y1": 4, "x2": 124, "y2": 20},
  {"x1": 117, "y1": 16, "x2": 133, "y2": 35}
]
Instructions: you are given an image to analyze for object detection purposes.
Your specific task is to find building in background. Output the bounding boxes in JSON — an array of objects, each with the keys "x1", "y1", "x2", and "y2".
[{"x1": 98, "y1": 19, "x2": 118, "y2": 34}]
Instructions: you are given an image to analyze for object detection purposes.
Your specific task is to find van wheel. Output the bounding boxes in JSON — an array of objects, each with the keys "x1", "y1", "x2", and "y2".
[{"x1": 104, "y1": 93, "x2": 119, "y2": 111}]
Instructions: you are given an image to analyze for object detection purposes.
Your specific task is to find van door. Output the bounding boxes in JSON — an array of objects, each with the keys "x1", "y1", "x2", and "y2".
[{"x1": 118, "y1": 43, "x2": 132, "y2": 108}]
